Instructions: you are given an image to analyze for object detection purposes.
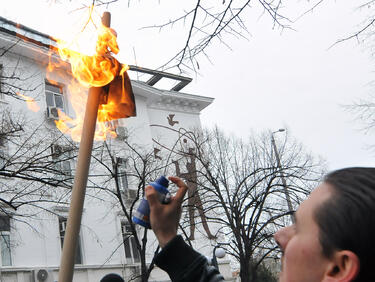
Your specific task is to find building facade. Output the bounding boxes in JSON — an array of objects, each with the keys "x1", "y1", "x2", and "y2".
[{"x1": 0, "y1": 16, "x2": 233, "y2": 282}]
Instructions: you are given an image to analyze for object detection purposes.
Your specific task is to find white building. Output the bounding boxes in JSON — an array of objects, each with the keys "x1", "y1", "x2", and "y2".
[{"x1": 0, "y1": 16, "x2": 234, "y2": 282}]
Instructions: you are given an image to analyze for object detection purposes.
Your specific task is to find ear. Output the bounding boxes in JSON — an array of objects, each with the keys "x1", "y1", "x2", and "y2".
[{"x1": 322, "y1": 250, "x2": 360, "y2": 282}]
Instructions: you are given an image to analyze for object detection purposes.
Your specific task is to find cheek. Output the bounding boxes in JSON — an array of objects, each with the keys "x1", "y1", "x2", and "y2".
[
  {"x1": 283, "y1": 239, "x2": 306, "y2": 268},
  {"x1": 282, "y1": 237, "x2": 326, "y2": 282}
]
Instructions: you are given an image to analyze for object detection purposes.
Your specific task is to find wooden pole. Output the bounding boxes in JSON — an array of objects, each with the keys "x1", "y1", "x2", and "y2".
[
  {"x1": 58, "y1": 12, "x2": 111, "y2": 282},
  {"x1": 58, "y1": 87, "x2": 102, "y2": 282}
]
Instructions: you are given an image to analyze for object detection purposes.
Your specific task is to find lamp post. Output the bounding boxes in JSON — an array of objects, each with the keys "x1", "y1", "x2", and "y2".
[
  {"x1": 271, "y1": 129, "x2": 295, "y2": 224},
  {"x1": 211, "y1": 244, "x2": 226, "y2": 270}
]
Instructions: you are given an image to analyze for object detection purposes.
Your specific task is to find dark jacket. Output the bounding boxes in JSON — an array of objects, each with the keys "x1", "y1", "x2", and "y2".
[{"x1": 154, "y1": 235, "x2": 225, "y2": 282}]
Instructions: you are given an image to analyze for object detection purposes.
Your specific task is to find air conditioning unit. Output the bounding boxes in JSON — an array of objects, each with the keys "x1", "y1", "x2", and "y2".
[
  {"x1": 59, "y1": 220, "x2": 67, "y2": 232},
  {"x1": 123, "y1": 189, "x2": 138, "y2": 204},
  {"x1": 46, "y1": 106, "x2": 60, "y2": 120},
  {"x1": 116, "y1": 126, "x2": 128, "y2": 141},
  {"x1": 34, "y1": 269, "x2": 54, "y2": 282},
  {"x1": 51, "y1": 145, "x2": 63, "y2": 156},
  {"x1": 126, "y1": 189, "x2": 138, "y2": 200}
]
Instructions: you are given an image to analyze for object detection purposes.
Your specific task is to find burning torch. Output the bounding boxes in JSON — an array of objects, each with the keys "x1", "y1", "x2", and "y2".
[{"x1": 57, "y1": 12, "x2": 136, "y2": 282}]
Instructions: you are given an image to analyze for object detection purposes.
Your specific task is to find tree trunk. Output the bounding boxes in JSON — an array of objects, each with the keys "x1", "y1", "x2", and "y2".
[
  {"x1": 240, "y1": 259, "x2": 251, "y2": 282},
  {"x1": 140, "y1": 252, "x2": 148, "y2": 282},
  {"x1": 240, "y1": 258, "x2": 259, "y2": 282}
]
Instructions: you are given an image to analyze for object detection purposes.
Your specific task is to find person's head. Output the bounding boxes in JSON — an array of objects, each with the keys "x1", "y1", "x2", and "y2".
[
  {"x1": 274, "y1": 167, "x2": 375, "y2": 282},
  {"x1": 100, "y1": 273, "x2": 124, "y2": 282}
]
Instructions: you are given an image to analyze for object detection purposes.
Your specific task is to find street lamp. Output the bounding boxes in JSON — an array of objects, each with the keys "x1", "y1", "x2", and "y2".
[
  {"x1": 271, "y1": 129, "x2": 295, "y2": 224},
  {"x1": 211, "y1": 245, "x2": 226, "y2": 270}
]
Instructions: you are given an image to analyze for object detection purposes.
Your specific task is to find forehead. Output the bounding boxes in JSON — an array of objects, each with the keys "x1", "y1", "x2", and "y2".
[{"x1": 296, "y1": 183, "x2": 333, "y2": 224}]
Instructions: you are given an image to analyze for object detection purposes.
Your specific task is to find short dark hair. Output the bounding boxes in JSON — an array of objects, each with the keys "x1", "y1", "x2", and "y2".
[
  {"x1": 315, "y1": 167, "x2": 375, "y2": 282},
  {"x1": 100, "y1": 273, "x2": 124, "y2": 282}
]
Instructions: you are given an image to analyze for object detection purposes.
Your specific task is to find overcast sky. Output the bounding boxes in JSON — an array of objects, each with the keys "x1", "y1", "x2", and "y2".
[{"x1": 1, "y1": 0, "x2": 374, "y2": 171}]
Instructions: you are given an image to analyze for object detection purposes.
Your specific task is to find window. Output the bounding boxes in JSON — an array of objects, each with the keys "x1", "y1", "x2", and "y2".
[
  {"x1": 51, "y1": 145, "x2": 72, "y2": 180},
  {"x1": 0, "y1": 137, "x2": 7, "y2": 169},
  {"x1": 121, "y1": 222, "x2": 140, "y2": 263},
  {"x1": 0, "y1": 216, "x2": 11, "y2": 266},
  {"x1": 115, "y1": 126, "x2": 128, "y2": 141},
  {"x1": 0, "y1": 64, "x2": 4, "y2": 100},
  {"x1": 117, "y1": 157, "x2": 128, "y2": 191},
  {"x1": 0, "y1": 148, "x2": 6, "y2": 169},
  {"x1": 45, "y1": 82, "x2": 64, "y2": 111},
  {"x1": 59, "y1": 217, "x2": 82, "y2": 264}
]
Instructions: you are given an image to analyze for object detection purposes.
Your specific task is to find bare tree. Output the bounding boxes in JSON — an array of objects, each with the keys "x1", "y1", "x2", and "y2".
[
  {"x1": 61, "y1": 0, "x2": 325, "y2": 73},
  {"x1": 0, "y1": 39, "x2": 42, "y2": 100},
  {"x1": 331, "y1": 1, "x2": 375, "y2": 47},
  {"x1": 0, "y1": 25, "x2": 76, "y2": 218},
  {"x1": 171, "y1": 127, "x2": 325, "y2": 282},
  {"x1": 87, "y1": 134, "x2": 172, "y2": 282},
  {"x1": 0, "y1": 109, "x2": 78, "y2": 216},
  {"x1": 0, "y1": 108, "x2": 80, "y2": 281},
  {"x1": 344, "y1": 95, "x2": 375, "y2": 134},
  {"x1": 330, "y1": 2, "x2": 375, "y2": 136}
]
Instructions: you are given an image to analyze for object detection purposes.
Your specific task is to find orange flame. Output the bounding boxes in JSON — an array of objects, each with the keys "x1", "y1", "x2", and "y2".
[
  {"x1": 16, "y1": 92, "x2": 40, "y2": 112},
  {"x1": 47, "y1": 7, "x2": 131, "y2": 142},
  {"x1": 56, "y1": 25, "x2": 120, "y2": 88}
]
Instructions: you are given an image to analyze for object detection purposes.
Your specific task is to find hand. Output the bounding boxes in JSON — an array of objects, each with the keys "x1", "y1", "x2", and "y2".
[{"x1": 146, "y1": 176, "x2": 188, "y2": 248}]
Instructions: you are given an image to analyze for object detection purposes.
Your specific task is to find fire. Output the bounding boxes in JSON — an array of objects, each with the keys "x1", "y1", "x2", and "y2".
[
  {"x1": 16, "y1": 92, "x2": 40, "y2": 112},
  {"x1": 47, "y1": 7, "x2": 135, "y2": 142},
  {"x1": 56, "y1": 24, "x2": 120, "y2": 88}
]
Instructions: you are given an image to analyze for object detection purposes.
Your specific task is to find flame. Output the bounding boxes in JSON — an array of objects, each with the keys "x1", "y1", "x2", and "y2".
[
  {"x1": 55, "y1": 25, "x2": 120, "y2": 88},
  {"x1": 47, "y1": 7, "x2": 130, "y2": 142},
  {"x1": 16, "y1": 93, "x2": 40, "y2": 112}
]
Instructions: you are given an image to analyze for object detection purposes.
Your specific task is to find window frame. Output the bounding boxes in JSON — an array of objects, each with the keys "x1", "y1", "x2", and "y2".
[
  {"x1": 58, "y1": 216, "x2": 82, "y2": 265},
  {"x1": 121, "y1": 221, "x2": 140, "y2": 264},
  {"x1": 0, "y1": 215, "x2": 12, "y2": 266},
  {"x1": 45, "y1": 81, "x2": 65, "y2": 112},
  {"x1": 0, "y1": 64, "x2": 5, "y2": 101},
  {"x1": 0, "y1": 136, "x2": 7, "y2": 169},
  {"x1": 51, "y1": 144, "x2": 73, "y2": 181},
  {"x1": 117, "y1": 157, "x2": 129, "y2": 191}
]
